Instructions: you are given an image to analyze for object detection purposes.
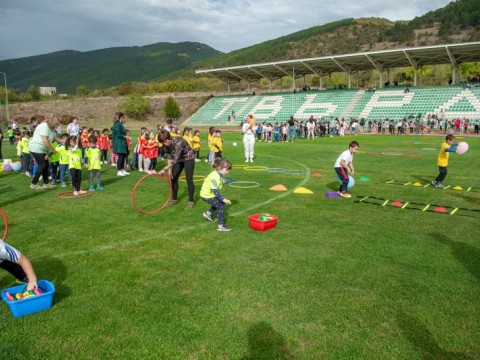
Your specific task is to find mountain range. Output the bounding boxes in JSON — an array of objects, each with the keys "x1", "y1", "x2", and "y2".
[{"x1": 1, "y1": 0, "x2": 479, "y2": 94}]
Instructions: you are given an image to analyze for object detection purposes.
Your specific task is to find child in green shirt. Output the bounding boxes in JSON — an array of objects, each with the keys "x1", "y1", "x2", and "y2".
[
  {"x1": 49, "y1": 140, "x2": 60, "y2": 184},
  {"x1": 56, "y1": 133, "x2": 70, "y2": 187},
  {"x1": 84, "y1": 135, "x2": 103, "y2": 191},
  {"x1": 67, "y1": 136, "x2": 86, "y2": 195},
  {"x1": 17, "y1": 130, "x2": 33, "y2": 176},
  {"x1": 7, "y1": 127, "x2": 14, "y2": 145}
]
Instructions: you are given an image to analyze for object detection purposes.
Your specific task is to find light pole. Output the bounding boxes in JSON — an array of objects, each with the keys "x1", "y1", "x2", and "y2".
[{"x1": 0, "y1": 72, "x2": 10, "y2": 125}]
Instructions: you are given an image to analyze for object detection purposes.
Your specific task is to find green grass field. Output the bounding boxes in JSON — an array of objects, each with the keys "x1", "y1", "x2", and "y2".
[{"x1": 1, "y1": 132, "x2": 479, "y2": 359}]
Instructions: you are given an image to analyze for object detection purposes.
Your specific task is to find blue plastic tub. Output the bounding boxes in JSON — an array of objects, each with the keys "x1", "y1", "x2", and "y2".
[{"x1": 1, "y1": 280, "x2": 55, "y2": 318}]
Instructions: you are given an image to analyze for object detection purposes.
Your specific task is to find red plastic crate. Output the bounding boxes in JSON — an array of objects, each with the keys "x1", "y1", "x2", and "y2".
[{"x1": 248, "y1": 213, "x2": 278, "y2": 231}]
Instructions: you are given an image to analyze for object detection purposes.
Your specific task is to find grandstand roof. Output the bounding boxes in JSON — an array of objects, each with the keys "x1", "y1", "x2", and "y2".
[{"x1": 196, "y1": 42, "x2": 480, "y2": 83}]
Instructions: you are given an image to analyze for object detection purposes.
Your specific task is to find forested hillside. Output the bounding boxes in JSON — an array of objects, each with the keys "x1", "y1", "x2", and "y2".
[{"x1": 0, "y1": 42, "x2": 221, "y2": 93}]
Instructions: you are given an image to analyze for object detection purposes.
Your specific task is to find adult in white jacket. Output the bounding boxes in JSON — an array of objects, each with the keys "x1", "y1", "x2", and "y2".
[{"x1": 242, "y1": 120, "x2": 256, "y2": 163}]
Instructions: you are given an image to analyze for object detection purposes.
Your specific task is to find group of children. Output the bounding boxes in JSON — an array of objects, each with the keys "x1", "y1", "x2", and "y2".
[
  {"x1": 15, "y1": 128, "x2": 106, "y2": 194},
  {"x1": 16, "y1": 126, "x2": 117, "y2": 177},
  {"x1": 47, "y1": 133, "x2": 104, "y2": 194}
]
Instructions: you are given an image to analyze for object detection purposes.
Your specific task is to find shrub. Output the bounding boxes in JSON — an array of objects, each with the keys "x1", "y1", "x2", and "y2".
[
  {"x1": 76, "y1": 85, "x2": 90, "y2": 97},
  {"x1": 60, "y1": 115, "x2": 72, "y2": 125},
  {"x1": 119, "y1": 93, "x2": 151, "y2": 119}
]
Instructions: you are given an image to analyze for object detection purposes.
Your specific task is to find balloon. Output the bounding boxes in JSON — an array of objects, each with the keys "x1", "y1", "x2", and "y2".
[
  {"x1": 11, "y1": 163, "x2": 21, "y2": 172},
  {"x1": 456, "y1": 142, "x2": 468, "y2": 155},
  {"x1": 347, "y1": 176, "x2": 355, "y2": 189}
]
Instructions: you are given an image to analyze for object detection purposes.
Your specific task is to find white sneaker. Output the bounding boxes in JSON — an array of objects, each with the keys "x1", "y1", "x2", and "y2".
[
  {"x1": 122, "y1": 170, "x2": 130, "y2": 175},
  {"x1": 217, "y1": 224, "x2": 232, "y2": 232},
  {"x1": 195, "y1": 159, "x2": 200, "y2": 163},
  {"x1": 203, "y1": 211, "x2": 214, "y2": 222},
  {"x1": 117, "y1": 171, "x2": 126, "y2": 176}
]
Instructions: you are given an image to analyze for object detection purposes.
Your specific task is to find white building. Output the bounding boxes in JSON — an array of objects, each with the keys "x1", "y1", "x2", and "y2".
[{"x1": 39, "y1": 87, "x2": 57, "y2": 95}]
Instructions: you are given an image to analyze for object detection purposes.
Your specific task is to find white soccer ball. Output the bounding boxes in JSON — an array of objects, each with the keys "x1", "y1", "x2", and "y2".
[{"x1": 232, "y1": 142, "x2": 237, "y2": 147}]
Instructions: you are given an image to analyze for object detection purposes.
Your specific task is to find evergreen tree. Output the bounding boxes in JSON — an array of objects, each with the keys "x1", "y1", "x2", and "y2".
[{"x1": 164, "y1": 96, "x2": 181, "y2": 120}]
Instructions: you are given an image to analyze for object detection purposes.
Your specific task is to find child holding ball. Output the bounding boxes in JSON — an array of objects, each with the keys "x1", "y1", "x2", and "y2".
[
  {"x1": 431, "y1": 134, "x2": 458, "y2": 188},
  {"x1": 200, "y1": 157, "x2": 232, "y2": 231},
  {"x1": 0, "y1": 239, "x2": 38, "y2": 291},
  {"x1": 334, "y1": 141, "x2": 359, "y2": 198}
]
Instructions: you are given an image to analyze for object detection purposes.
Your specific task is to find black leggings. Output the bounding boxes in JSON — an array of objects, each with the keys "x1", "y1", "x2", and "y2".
[
  {"x1": 70, "y1": 168, "x2": 82, "y2": 191},
  {"x1": 117, "y1": 153, "x2": 127, "y2": 171},
  {"x1": 31, "y1": 152, "x2": 50, "y2": 185},
  {"x1": 435, "y1": 166, "x2": 448, "y2": 183},
  {"x1": 171, "y1": 159, "x2": 195, "y2": 202},
  {"x1": 101, "y1": 149, "x2": 108, "y2": 162},
  {"x1": 0, "y1": 260, "x2": 27, "y2": 282}
]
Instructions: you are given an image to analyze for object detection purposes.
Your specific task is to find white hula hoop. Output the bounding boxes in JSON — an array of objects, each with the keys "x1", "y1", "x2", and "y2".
[{"x1": 229, "y1": 181, "x2": 261, "y2": 188}]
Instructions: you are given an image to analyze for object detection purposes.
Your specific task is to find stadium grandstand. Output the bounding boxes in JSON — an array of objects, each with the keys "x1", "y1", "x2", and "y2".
[{"x1": 188, "y1": 42, "x2": 480, "y2": 125}]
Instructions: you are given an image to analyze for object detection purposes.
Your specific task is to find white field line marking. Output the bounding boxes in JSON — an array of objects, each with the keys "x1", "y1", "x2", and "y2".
[{"x1": 53, "y1": 156, "x2": 310, "y2": 258}]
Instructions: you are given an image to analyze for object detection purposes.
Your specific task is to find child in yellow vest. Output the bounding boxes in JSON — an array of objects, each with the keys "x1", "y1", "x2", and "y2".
[
  {"x1": 67, "y1": 136, "x2": 86, "y2": 195},
  {"x1": 17, "y1": 130, "x2": 33, "y2": 176},
  {"x1": 84, "y1": 135, "x2": 103, "y2": 191},
  {"x1": 200, "y1": 157, "x2": 232, "y2": 231},
  {"x1": 431, "y1": 134, "x2": 458, "y2": 188},
  {"x1": 192, "y1": 130, "x2": 201, "y2": 162},
  {"x1": 56, "y1": 133, "x2": 70, "y2": 187},
  {"x1": 210, "y1": 130, "x2": 223, "y2": 161},
  {"x1": 182, "y1": 127, "x2": 193, "y2": 148},
  {"x1": 206, "y1": 126, "x2": 215, "y2": 163}
]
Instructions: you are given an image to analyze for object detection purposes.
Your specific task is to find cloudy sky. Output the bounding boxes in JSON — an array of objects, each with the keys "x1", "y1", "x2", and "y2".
[{"x1": 0, "y1": 0, "x2": 453, "y2": 61}]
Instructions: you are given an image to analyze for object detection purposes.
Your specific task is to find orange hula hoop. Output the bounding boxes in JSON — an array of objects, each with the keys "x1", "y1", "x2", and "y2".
[
  {"x1": 131, "y1": 174, "x2": 172, "y2": 214},
  {"x1": 0, "y1": 208, "x2": 8, "y2": 240},
  {"x1": 57, "y1": 191, "x2": 95, "y2": 199}
]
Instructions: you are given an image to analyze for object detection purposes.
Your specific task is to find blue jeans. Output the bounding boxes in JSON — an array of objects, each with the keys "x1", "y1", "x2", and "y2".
[
  {"x1": 49, "y1": 162, "x2": 59, "y2": 181},
  {"x1": 20, "y1": 153, "x2": 33, "y2": 173},
  {"x1": 208, "y1": 150, "x2": 215, "y2": 164},
  {"x1": 335, "y1": 167, "x2": 349, "y2": 193},
  {"x1": 59, "y1": 164, "x2": 71, "y2": 184},
  {"x1": 288, "y1": 128, "x2": 295, "y2": 141}
]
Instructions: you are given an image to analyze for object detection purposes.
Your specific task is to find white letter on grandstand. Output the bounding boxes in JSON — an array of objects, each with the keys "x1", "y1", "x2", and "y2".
[
  {"x1": 434, "y1": 89, "x2": 480, "y2": 117},
  {"x1": 213, "y1": 98, "x2": 249, "y2": 119},
  {"x1": 360, "y1": 90, "x2": 414, "y2": 119},
  {"x1": 250, "y1": 96, "x2": 284, "y2": 119},
  {"x1": 295, "y1": 94, "x2": 337, "y2": 119}
]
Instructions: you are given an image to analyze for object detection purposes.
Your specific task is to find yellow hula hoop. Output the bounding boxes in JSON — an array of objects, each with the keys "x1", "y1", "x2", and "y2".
[
  {"x1": 179, "y1": 175, "x2": 205, "y2": 182},
  {"x1": 244, "y1": 166, "x2": 268, "y2": 171},
  {"x1": 231, "y1": 164, "x2": 248, "y2": 168}
]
